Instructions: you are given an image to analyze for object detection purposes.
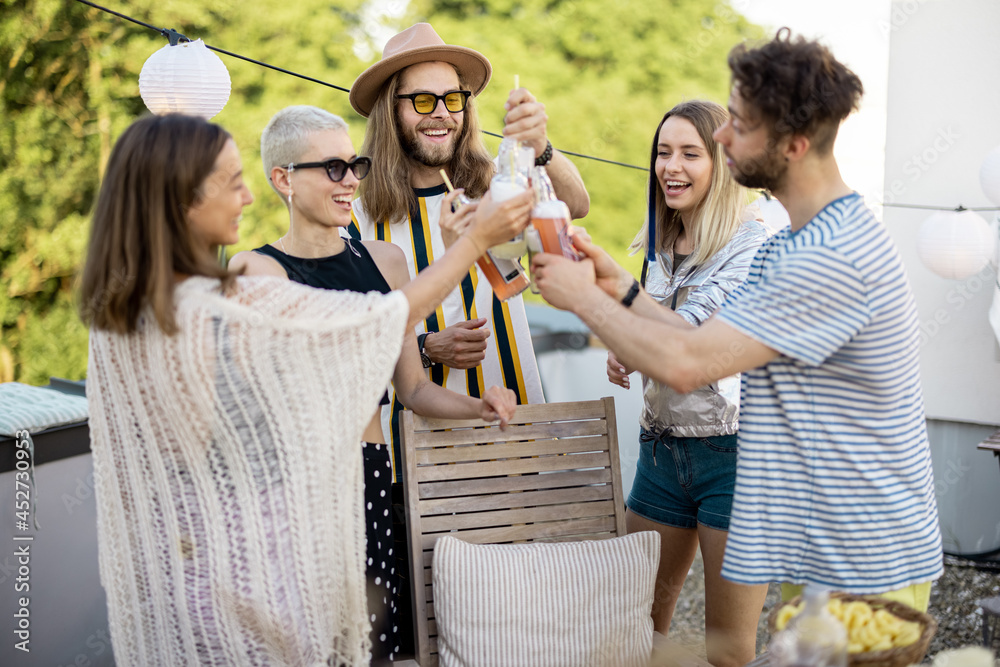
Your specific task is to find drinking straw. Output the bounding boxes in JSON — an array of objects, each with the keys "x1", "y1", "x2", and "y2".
[
  {"x1": 440, "y1": 169, "x2": 456, "y2": 192},
  {"x1": 509, "y1": 78, "x2": 518, "y2": 174}
]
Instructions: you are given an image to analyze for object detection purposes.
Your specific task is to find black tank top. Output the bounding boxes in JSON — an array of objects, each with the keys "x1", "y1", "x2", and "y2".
[
  {"x1": 254, "y1": 238, "x2": 392, "y2": 294},
  {"x1": 254, "y1": 238, "x2": 393, "y2": 404}
]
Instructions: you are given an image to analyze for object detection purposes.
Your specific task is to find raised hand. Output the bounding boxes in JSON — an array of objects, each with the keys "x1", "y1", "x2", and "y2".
[
  {"x1": 502, "y1": 87, "x2": 548, "y2": 157},
  {"x1": 440, "y1": 189, "x2": 478, "y2": 249},
  {"x1": 531, "y1": 252, "x2": 596, "y2": 312},
  {"x1": 569, "y1": 231, "x2": 634, "y2": 300},
  {"x1": 467, "y1": 189, "x2": 533, "y2": 250}
]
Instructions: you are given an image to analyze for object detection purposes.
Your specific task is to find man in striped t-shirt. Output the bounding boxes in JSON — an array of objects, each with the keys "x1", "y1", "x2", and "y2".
[{"x1": 533, "y1": 29, "x2": 942, "y2": 611}]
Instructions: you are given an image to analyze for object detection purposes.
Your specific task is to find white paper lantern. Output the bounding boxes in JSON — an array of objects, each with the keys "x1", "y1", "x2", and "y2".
[
  {"x1": 916, "y1": 209, "x2": 996, "y2": 280},
  {"x1": 139, "y1": 39, "x2": 231, "y2": 119},
  {"x1": 981, "y1": 145, "x2": 1000, "y2": 207}
]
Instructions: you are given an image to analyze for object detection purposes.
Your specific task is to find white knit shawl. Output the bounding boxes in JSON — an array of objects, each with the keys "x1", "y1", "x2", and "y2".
[{"x1": 87, "y1": 276, "x2": 408, "y2": 666}]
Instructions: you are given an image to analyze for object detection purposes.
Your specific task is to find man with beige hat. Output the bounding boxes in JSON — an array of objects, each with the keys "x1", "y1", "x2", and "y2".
[
  {"x1": 347, "y1": 30, "x2": 589, "y2": 471},
  {"x1": 347, "y1": 22, "x2": 588, "y2": 658}
]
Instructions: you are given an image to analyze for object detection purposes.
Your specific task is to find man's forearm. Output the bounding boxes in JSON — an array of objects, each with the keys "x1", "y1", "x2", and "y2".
[
  {"x1": 628, "y1": 290, "x2": 697, "y2": 329},
  {"x1": 571, "y1": 284, "x2": 697, "y2": 391},
  {"x1": 599, "y1": 266, "x2": 694, "y2": 330},
  {"x1": 546, "y1": 150, "x2": 590, "y2": 219}
]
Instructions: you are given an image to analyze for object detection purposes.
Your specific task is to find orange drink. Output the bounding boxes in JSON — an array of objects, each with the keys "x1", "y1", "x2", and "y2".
[{"x1": 530, "y1": 200, "x2": 580, "y2": 260}]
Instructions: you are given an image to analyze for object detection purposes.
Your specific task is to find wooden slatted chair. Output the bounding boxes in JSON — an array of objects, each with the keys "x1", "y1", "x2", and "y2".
[{"x1": 399, "y1": 397, "x2": 627, "y2": 666}]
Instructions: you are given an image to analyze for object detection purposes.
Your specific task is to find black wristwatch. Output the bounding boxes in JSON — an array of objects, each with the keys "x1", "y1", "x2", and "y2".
[{"x1": 417, "y1": 332, "x2": 434, "y2": 368}]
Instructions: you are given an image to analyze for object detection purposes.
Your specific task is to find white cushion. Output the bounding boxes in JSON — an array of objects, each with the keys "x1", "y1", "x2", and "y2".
[{"x1": 432, "y1": 531, "x2": 660, "y2": 667}]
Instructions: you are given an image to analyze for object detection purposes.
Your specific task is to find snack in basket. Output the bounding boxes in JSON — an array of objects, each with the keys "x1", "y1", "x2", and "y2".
[{"x1": 775, "y1": 598, "x2": 922, "y2": 653}]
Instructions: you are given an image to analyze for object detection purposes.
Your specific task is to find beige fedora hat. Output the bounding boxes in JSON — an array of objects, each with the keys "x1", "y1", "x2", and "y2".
[{"x1": 349, "y1": 23, "x2": 492, "y2": 118}]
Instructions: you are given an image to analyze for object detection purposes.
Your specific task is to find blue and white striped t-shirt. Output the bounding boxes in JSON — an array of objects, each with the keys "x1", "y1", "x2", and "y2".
[{"x1": 716, "y1": 193, "x2": 943, "y2": 593}]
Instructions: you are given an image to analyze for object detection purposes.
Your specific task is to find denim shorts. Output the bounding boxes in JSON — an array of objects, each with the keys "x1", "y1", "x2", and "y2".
[{"x1": 627, "y1": 427, "x2": 738, "y2": 531}]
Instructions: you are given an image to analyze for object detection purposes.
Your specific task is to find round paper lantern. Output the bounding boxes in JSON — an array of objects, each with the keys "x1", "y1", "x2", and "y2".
[
  {"x1": 981, "y1": 145, "x2": 1000, "y2": 207},
  {"x1": 916, "y1": 209, "x2": 996, "y2": 280},
  {"x1": 139, "y1": 39, "x2": 231, "y2": 119}
]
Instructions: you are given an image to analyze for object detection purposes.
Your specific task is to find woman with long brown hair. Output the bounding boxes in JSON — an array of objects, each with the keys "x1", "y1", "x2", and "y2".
[{"x1": 80, "y1": 113, "x2": 528, "y2": 666}]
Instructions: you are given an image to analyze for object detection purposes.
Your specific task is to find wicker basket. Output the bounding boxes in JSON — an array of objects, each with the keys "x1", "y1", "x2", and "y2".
[{"x1": 766, "y1": 593, "x2": 938, "y2": 667}]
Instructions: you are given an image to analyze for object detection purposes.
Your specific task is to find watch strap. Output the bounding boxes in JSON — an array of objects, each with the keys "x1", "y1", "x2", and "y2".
[
  {"x1": 417, "y1": 332, "x2": 434, "y2": 368},
  {"x1": 621, "y1": 279, "x2": 641, "y2": 308}
]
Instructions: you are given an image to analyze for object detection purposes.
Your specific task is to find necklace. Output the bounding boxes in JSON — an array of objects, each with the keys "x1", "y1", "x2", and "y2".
[{"x1": 277, "y1": 234, "x2": 358, "y2": 258}]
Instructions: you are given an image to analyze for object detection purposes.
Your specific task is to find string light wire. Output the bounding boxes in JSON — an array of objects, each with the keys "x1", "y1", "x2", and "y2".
[
  {"x1": 881, "y1": 203, "x2": 1000, "y2": 212},
  {"x1": 72, "y1": 0, "x2": 646, "y2": 170},
  {"x1": 74, "y1": 0, "x2": 351, "y2": 93},
  {"x1": 69, "y1": 0, "x2": 1000, "y2": 195}
]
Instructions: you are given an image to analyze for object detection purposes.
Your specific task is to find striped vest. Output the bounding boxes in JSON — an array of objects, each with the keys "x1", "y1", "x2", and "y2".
[{"x1": 349, "y1": 184, "x2": 544, "y2": 480}]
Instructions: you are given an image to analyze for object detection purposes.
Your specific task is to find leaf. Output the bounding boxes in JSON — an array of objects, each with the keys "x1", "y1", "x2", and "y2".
[{"x1": 2, "y1": 0, "x2": 762, "y2": 383}]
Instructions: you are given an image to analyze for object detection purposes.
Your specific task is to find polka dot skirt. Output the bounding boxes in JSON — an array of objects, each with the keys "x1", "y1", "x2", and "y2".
[{"x1": 362, "y1": 442, "x2": 400, "y2": 663}]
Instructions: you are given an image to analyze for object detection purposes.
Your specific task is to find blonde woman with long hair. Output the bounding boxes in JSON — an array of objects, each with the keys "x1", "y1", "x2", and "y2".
[{"x1": 608, "y1": 100, "x2": 770, "y2": 667}]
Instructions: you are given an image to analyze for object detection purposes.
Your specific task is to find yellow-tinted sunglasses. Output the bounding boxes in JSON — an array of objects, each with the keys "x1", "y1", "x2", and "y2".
[{"x1": 396, "y1": 90, "x2": 472, "y2": 115}]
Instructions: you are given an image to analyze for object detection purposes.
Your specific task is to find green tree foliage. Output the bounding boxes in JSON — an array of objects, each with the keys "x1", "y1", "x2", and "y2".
[
  {"x1": 412, "y1": 0, "x2": 763, "y2": 271},
  {"x1": 1, "y1": 0, "x2": 760, "y2": 385},
  {"x1": 1, "y1": 0, "x2": 369, "y2": 383}
]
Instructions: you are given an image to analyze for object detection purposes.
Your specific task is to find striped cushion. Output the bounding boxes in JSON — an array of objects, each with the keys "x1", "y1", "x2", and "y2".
[
  {"x1": 0, "y1": 382, "x2": 89, "y2": 436},
  {"x1": 433, "y1": 532, "x2": 659, "y2": 667}
]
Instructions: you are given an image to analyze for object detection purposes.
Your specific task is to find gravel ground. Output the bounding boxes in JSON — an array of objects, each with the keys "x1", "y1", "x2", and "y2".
[{"x1": 665, "y1": 551, "x2": 1000, "y2": 664}]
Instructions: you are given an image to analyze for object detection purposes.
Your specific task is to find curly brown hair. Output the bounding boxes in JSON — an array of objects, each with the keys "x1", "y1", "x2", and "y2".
[{"x1": 728, "y1": 28, "x2": 863, "y2": 154}]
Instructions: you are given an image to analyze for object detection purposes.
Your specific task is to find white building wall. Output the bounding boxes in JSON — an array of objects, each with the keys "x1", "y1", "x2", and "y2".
[
  {"x1": 882, "y1": 0, "x2": 1000, "y2": 425},
  {"x1": 883, "y1": 0, "x2": 1000, "y2": 554}
]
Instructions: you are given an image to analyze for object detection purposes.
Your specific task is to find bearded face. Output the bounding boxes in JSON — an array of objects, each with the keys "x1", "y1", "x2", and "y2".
[
  {"x1": 395, "y1": 62, "x2": 466, "y2": 169},
  {"x1": 726, "y1": 141, "x2": 788, "y2": 192},
  {"x1": 397, "y1": 114, "x2": 462, "y2": 168},
  {"x1": 714, "y1": 89, "x2": 790, "y2": 194}
]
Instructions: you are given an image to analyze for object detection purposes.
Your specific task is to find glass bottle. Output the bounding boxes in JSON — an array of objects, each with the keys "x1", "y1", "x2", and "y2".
[
  {"x1": 451, "y1": 193, "x2": 530, "y2": 302},
  {"x1": 769, "y1": 587, "x2": 848, "y2": 667},
  {"x1": 530, "y1": 166, "x2": 579, "y2": 260},
  {"x1": 488, "y1": 137, "x2": 533, "y2": 260}
]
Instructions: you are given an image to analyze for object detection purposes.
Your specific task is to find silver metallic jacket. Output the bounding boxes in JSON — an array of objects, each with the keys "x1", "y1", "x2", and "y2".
[{"x1": 640, "y1": 219, "x2": 771, "y2": 437}]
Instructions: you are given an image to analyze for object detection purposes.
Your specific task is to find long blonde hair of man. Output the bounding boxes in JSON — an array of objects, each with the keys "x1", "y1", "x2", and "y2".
[{"x1": 358, "y1": 66, "x2": 495, "y2": 226}]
